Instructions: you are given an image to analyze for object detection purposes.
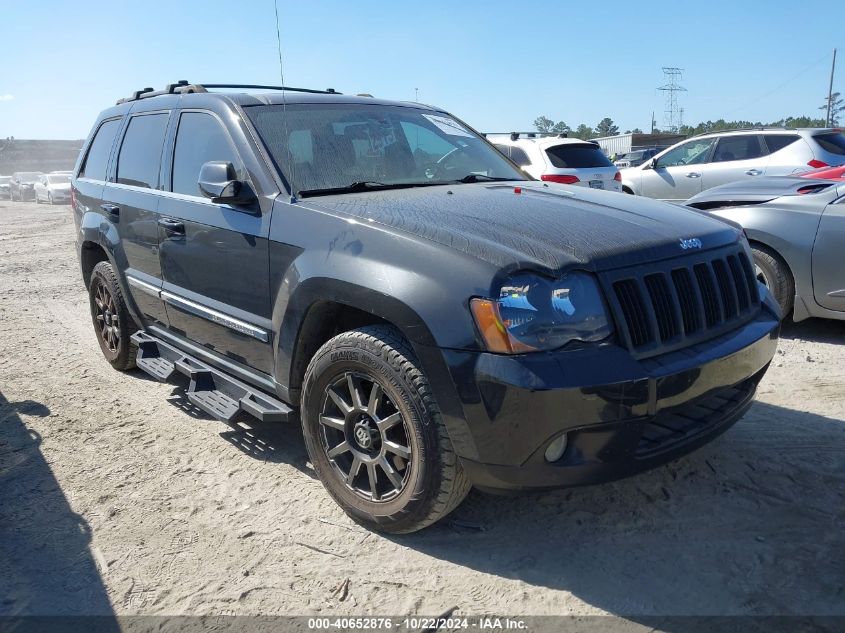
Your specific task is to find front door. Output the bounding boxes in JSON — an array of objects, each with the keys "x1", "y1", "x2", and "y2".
[
  {"x1": 812, "y1": 195, "x2": 845, "y2": 312},
  {"x1": 157, "y1": 110, "x2": 274, "y2": 374},
  {"x1": 641, "y1": 137, "x2": 716, "y2": 201}
]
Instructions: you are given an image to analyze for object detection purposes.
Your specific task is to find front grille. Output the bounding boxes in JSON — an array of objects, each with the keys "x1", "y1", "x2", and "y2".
[
  {"x1": 636, "y1": 377, "x2": 757, "y2": 457},
  {"x1": 603, "y1": 244, "x2": 760, "y2": 358}
]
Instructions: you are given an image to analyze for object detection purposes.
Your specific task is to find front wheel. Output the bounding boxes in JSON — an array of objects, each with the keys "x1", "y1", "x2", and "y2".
[
  {"x1": 752, "y1": 245, "x2": 794, "y2": 318},
  {"x1": 301, "y1": 325, "x2": 471, "y2": 533},
  {"x1": 88, "y1": 261, "x2": 138, "y2": 370}
]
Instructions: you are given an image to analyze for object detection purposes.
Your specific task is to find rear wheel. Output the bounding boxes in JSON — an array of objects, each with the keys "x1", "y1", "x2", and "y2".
[
  {"x1": 301, "y1": 325, "x2": 471, "y2": 533},
  {"x1": 88, "y1": 261, "x2": 137, "y2": 370},
  {"x1": 751, "y1": 244, "x2": 793, "y2": 318}
]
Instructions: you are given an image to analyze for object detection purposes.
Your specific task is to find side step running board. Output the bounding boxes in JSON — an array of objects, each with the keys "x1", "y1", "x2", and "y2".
[{"x1": 131, "y1": 331, "x2": 293, "y2": 423}]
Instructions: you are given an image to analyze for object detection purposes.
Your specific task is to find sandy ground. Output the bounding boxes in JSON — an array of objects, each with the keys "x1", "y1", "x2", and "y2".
[{"x1": 0, "y1": 200, "x2": 843, "y2": 620}]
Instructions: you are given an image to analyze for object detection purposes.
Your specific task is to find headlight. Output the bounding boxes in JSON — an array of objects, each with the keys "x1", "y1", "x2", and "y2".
[{"x1": 470, "y1": 271, "x2": 613, "y2": 353}]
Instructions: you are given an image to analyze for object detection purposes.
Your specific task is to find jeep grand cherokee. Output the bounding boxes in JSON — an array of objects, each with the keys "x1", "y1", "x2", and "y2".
[{"x1": 71, "y1": 82, "x2": 780, "y2": 533}]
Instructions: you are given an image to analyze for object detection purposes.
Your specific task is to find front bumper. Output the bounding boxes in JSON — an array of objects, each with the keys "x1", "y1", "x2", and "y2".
[{"x1": 440, "y1": 308, "x2": 779, "y2": 491}]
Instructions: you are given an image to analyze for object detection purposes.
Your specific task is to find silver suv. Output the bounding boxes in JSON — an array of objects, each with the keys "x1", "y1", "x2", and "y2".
[{"x1": 620, "y1": 128, "x2": 845, "y2": 201}]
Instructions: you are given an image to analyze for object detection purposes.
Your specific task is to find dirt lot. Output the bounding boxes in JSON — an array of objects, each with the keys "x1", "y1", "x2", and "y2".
[{"x1": 1, "y1": 200, "x2": 843, "y2": 619}]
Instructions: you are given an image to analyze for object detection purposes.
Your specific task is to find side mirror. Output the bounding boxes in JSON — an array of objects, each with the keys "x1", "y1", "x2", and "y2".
[
  {"x1": 198, "y1": 161, "x2": 256, "y2": 205},
  {"x1": 645, "y1": 157, "x2": 657, "y2": 170}
]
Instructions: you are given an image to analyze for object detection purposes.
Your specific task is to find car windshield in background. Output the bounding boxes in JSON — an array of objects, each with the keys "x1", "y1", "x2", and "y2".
[
  {"x1": 813, "y1": 132, "x2": 845, "y2": 155},
  {"x1": 19, "y1": 172, "x2": 41, "y2": 182},
  {"x1": 47, "y1": 175, "x2": 70, "y2": 185},
  {"x1": 244, "y1": 104, "x2": 526, "y2": 196},
  {"x1": 0, "y1": 177, "x2": 10, "y2": 184},
  {"x1": 545, "y1": 144, "x2": 613, "y2": 169}
]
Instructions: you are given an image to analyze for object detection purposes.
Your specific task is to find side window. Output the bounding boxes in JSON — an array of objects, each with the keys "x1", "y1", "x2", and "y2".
[
  {"x1": 763, "y1": 134, "x2": 800, "y2": 154},
  {"x1": 116, "y1": 113, "x2": 169, "y2": 189},
  {"x1": 508, "y1": 146, "x2": 531, "y2": 167},
  {"x1": 171, "y1": 112, "x2": 239, "y2": 196},
  {"x1": 494, "y1": 144, "x2": 511, "y2": 157},
  {"x1": 712, "y1": 135, "x2": 764, "y2": 163},
  {"x1": 79, "y1": 118, "x2": 121, "y2": 181},
  {"x1": 655, "y1": 138, "x2": 716, "y2": 168}
]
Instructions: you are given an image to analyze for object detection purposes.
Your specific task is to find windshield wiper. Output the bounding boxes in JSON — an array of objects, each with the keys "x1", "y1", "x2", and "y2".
[
  {"x1": 454, "y1": 174, "x2": 521, "y2": 183},
  {"x1": 299, "y1": 180, "x2": 450, "y2": 198}
]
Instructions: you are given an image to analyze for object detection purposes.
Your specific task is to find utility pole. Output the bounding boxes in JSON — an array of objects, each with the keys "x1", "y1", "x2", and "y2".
[{"x1": 826, "y1": 49, "x2": 837, "y2": 126}]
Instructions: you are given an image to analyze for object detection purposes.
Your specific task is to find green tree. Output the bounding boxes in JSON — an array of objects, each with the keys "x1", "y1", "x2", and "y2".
[
  {"x1": 594, "y1": 117, "x2": 619, "y2": 137},
  {"x1": 552, "y1": 121, "x2": 571, "y2": 135},
  {"x1": 820, "y1": 92, "x2": 845, "y2": 126},
  {"x1": 533, "y1": 116, "x2": 555, "y2": 133},
  {"x1": 534, "y1": 116, "x2": 571, "y2": 135},
  {"x1": 573, "y1": 124, "x2": 594, "y2": 140}
]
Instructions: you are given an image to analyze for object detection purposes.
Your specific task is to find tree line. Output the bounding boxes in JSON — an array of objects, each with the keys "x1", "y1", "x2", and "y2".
[{"x1": 534, "y1": 94, "x2": 845, "y2": 140}]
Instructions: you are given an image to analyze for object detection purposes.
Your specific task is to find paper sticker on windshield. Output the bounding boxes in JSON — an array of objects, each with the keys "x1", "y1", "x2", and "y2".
[{"x1": 422, "y1": 114, "x2": 474, "y2": 137}]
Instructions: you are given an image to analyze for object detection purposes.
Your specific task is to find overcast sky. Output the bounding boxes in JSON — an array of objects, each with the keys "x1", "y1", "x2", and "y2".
[{"x1": 0, "y1": 0, "x2": 840, "y2": 139}]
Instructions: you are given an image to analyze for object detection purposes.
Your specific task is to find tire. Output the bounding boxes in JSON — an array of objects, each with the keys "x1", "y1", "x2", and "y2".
[
  {"x1": 301, "y1": 325, "x2": 471, "y2": 533},
  {"x1": 88, "y1": 261, "x2": 138, "y2": 370},
  {"x1": 751, "y1": 244, "x2": 794, "y2": 318}
]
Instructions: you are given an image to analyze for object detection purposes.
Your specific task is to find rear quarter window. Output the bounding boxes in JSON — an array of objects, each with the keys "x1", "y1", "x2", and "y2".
[
  {"x1": 812, "y1": 132, "x2": 845, "y2": 156},
  {"x1": 79, "y1": 118, "x2": 121, "y2": 181},
  {"x1": 545, "y1": 144, "x2": 612, "y2": 168},
  {"x1": 763, "y1": 134, "x2": 800, "y2": 154}
]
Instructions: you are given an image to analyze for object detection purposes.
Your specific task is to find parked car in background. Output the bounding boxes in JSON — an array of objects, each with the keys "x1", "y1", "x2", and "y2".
[
  {"x1": 0, "y1": 175, "x2": 11, "y2": 199},
  {"x1": 9, "y1": 171, "x2": 44, "y2": 201},
  {"x1": 34, "y1": 173, "x2": 71, "y2": 204},
  {"x1": 621, "y1": 129, "x2": 845, "y2": 201},
  {"x1": 686, "y1": 176, "x2": 845, "y2": 321},
  {"x1": 489, "y1": 133, "x2": 622, "y2": 192},
  {"x1": 800, "y1": 164, "x2": 845, "y2": 181},
  {"x1": 613, "y1": 148, "x2": 659, "y2": 168}
]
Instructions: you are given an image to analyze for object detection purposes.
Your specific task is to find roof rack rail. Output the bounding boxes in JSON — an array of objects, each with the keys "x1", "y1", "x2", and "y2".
[
  {"x1": 483, "y1": 131, "x2": 569, "y2": 140},
  {"x1": 687, "y1": 126, "x2": 795, "y2": 138},
  {"x1": 117, "y1": 82, "x2": 341, "y2": 105}
]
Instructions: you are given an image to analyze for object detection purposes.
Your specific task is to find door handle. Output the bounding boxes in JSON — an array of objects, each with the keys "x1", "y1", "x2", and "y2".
[
  {"x1": 101, "y1": 203, "x2": 120, "y2": 217},
  {"x1": 746, "y1": 169, "x2": 763, "y2": 176},
  {"x1": 158, "y1": 217, "x2": 185, "y2": 235},
  {"x1": 685, "y1": 172, "x2": 701, "y2": 178}
]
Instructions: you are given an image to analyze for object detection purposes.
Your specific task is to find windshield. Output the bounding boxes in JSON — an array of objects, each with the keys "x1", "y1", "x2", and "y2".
[
  {"x1": 245, "y1": 103, "x2": 526, "y2": 195},
  {"x1": 18, "y1": 172, "x2": 42, "y2": 182},
  {"x1": 0, "y1": 177, "x2": 10, "y2": 184},
  {"x1": 47, "y1": 174, "x2": 70, "y2": 185}
]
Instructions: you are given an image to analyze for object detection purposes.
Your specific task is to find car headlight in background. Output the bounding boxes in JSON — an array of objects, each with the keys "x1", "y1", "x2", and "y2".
[{"x1": 470, "y1": 271, "x2": 613, "y2": 354}]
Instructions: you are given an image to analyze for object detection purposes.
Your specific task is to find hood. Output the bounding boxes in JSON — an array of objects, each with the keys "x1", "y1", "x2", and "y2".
[
  {"x1": 305, "y1": 182, "x2": 741, "y2": 273},
  {"x1": 48, "y1": 183, "x2": 71, "y2": 192},
  {"x1": 686, "y1": 176, "x2": 840, "y2": 209}
]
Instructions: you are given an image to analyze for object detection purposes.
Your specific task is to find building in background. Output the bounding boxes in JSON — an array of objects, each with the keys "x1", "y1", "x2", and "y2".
[{"x1": 592, "y1": 132, "x2": 686, "y2": 157}]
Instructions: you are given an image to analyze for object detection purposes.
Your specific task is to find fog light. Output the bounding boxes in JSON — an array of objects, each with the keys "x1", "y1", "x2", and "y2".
[{"x1": 544, "y1": 434, "x2": 568, "y2": 463}]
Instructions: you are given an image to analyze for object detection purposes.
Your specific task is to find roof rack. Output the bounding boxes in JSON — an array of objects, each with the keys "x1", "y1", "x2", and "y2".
[
  {"x1": 117, "y1": 81, "x2": 341, "y2": 105},
  {"x1": 483, "y1": 131, "x2": 569, "y2": 141}
]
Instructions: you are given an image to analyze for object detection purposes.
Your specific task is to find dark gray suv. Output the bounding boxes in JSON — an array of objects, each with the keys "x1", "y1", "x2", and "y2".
[{"x1": 72, "y1": 82, "x2": 780, "y2": 532}]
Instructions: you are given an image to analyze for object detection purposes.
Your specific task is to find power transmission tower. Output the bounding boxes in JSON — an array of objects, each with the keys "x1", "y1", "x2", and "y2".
[{"x1": 658, "y1": 67, "x2": 687, "y2": 133}]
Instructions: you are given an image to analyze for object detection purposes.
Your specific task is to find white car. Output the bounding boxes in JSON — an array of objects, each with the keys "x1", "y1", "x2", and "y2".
[
  {"x1": 619, "y1": 128, "x2": 845, "y2": 202},
  {"x1": 489, "y1": 133, "x2": 622, "y2": 192},
  {"x1": 34, "y1": 173, "x2": 71, "y2": 204}
]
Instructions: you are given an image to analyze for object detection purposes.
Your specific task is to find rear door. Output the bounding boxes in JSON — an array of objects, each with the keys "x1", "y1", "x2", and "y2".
[
  {"x1": 812, "y1": 192, "x2": 845, "y2": 312},
  {"x1": 101, "y1": 110, "x2": 171, "y2": 327},
  {"x1": 157, "y1": 109, "x2": 274, "y2": 374},
  {"x1": 641, "y1": 137, "x2": 716, "y2": 201},
  {"x1": 700, "y1": 134, "x2": 767, "y2": 191}
]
